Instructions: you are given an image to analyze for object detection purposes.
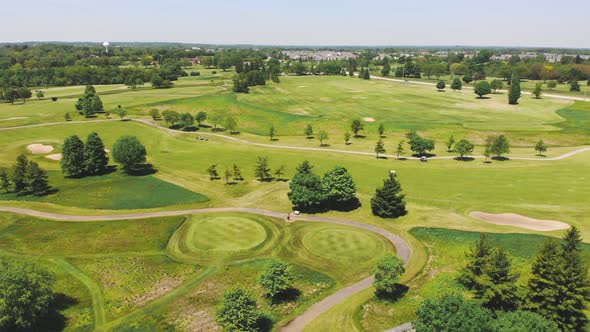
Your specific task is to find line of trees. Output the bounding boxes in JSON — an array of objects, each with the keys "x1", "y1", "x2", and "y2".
[{"x1": 61, "y1": 132, "x2": 109, "y2": 177}]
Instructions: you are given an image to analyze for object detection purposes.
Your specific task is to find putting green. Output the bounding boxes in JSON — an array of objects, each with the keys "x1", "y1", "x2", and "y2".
[
  {"x1": 301, "y1": 226, "x2": 388, "y2": 262},
  {"x1": 187, "y1": 217, "x2": 267, "y2": 251}
]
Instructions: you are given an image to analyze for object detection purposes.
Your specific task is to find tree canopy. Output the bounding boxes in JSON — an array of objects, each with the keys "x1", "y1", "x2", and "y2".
[{"x1": 112, "y1": 136, "x2": 147, "y2": 170}]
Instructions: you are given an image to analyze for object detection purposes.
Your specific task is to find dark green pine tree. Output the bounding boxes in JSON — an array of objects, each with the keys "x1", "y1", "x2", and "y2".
[
  {"x1": 26, "y1": 161, "x2": 50, "y2": 196},
  {"x1": 12, "y1": 154, "x2": 29, "y2": 193},
  {"x1": 556, "y1": 227, "x2": 590, "y2": 331},
  {"x1": 479, "y1": 248, "x2": 520, "y2": 311},
  {"x1": 458, "y1": 233, "x2": 495, "y2": 289},
  {"x1": 370, "y1": 172, "x2": 407, "y2": 218},
  {"x1": 508, "y1": 77, "x2": 521, "y2": 104},
  {"x1": 84, "y1": 132, "x2": 109, "y2": 175},
  {"x1": 526, "y1": 239, "x2": 562, "y2": 323},
  {"x1": 61, "y1": 135, "x2": 86, "y2": 177}
]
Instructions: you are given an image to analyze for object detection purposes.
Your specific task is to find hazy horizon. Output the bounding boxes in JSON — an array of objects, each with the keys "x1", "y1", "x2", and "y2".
[{"x1": 2, "y1": 0, "x2": 589, "y2": 48}]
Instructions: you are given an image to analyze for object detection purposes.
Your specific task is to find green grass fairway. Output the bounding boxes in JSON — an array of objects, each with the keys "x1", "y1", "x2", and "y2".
[
  {"x1": 188, "y1": 216, "x2": 268, "y2": 251},
  {"x1": 0, "y1": 170, "x2": 208, "y2": 210},
  {"x1": 302, "y1": 226, "x2": 389, "y2": 262}
]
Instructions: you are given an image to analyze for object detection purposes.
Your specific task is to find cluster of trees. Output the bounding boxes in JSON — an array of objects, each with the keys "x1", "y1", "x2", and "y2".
[
  {"x1": 0, "y1": 155, "x2": 51, "y2": 196},
  {"x1": 405, "y1": 131, "x2": 435, "y2": 156},
  {"x1": 161, "y1": 110, "x2": 197, "y2": 130},
  {"x1": 207, "y1": 157, "x2": 285, "y2": 184},
  {"x1": 60, "y1": 132, "x2": 109, "y2": 177},
  {"x1": 1, "y1": 86, "x2": 32, "y2": 104},
  {"x1": 75, "y1": 85, "x2": 104, "y2": 117},
  {"x1": 288, "y1": 161, "x2": 357, "y2": 212},
  {"x1": 484, "y1": 135, "x2": 510, "y2": 160},
  {"x1": 453, "y1": 227, "x2": 590, "y2": 331}
]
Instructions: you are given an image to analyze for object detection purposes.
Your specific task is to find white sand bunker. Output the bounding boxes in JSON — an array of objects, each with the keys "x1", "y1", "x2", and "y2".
[
  {"x1": 470, "y1": 211, "x2": 570, "y2": 231},
  {"x1": 104, "y1": 148, "x2": 110, "y2": 153},
  {"x1": 363, "y1": 117, "x2": 375, "y2": 122},
  {"x1": 46, "y1": 153, "x2": 62, "y2": 161},
  {"x1": 27, "y1": 144, "x2": 54, "y2": 154}
]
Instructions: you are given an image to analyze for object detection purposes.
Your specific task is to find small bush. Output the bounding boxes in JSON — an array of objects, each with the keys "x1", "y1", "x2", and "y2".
[
  {"x1": 51, "y1": 97, "x2": 58, "y2": 101},
  {"x1": 190, "y1": 71, "x2": 201, "y2": 76}
]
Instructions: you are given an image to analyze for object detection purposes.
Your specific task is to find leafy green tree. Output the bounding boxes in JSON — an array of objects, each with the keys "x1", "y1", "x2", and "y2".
[
  {"x1": 535, "y1": 140, "x2": 547, "y2": 156},
  {"x1": 479, "y1": 248, "x2": 520, "y2": 311},
  {"x1": 490, "y1": 79, "x2": 503, "y2": 93},
  {"x1": 12, "y1": 155, "x2": 29, "y2": 193},
  {"x1": 451, "y1": 77, "x2": 463, "y2": 91},
  {"x1": 268, "y1": 125, "x2": 276, "y2": 141},
  {"x1": 17, "y1": 87, "x2": 32, "y2": 103},
  {"x1": 474, "y1": 81, "x2": 492, "y2": 98},
  {"x1": 0, "y1": 259, "x2": 55, "y2": 330},
  {"x1": 414, "y1": 294, "x2": 494, "y2": 332},
  {"x1": 351, "y1": 119, "x2": 364, "y2": 137},
  {"x1": 318, "y1": 130, "x2": 328, "y2": 146},
  {"x1": 494, "y1": 310, "x2": 559, "y2": 332},
  {"x1": 322, "y1": 166, "x2": 356, "y2": 206},
  {"x1": 232, "y1": 74, "x2": 250, "y2": 93},
  {"x1": 455, "y1": 139, "x2": 474, "y2": 159},
  {"x1": 61, "y1": 135, "x2": 86, "y2": 177},
  {"x1": 178, "y1": 113, "x2": 194, "y2": 128},
  {"x1": 459, "y1": 234, "x2": 495, "y2": 289},
  {"x1": 1, "y1": 171, "x2": 11, "y2": 193},
  {"x1": 489, "y1": 135, "x2": 510, "y2": 158},
  {"x1": 149, "y1": 109, "x2": 160, "y2": 120},
  {"x1": 259, "y1": 260, "x2": 293, "y2": 298},
  {"x1": 570, "y1": 80, "x2": 581, "y2": 92},
  {"x1": 288, "y1": 161, "x2": 325, "y2": 211},
  {"x1": 396, "y1": 140, "x2": 405, "y2": 159},
  {"x1": 114, "y1": 108, "x2": 127, "y2": 120},
  {"x1": 209, "y1": 112, "x2": 224, "y2": 130},
  {"x1": 84, "y1": 85, "x2": 96, "y2": 94},
  {"x1": 547, "y1": 80, "x2": 557, "y2": 90},
  {"x1": 406, "y1": 131, "x2": 435, "y2": 156},
  {"x1": 371, "y1": 171, "x2": 407, "y2": 218},
  {"x1": 35, "y1": 90, "x2": 44, "y2": 99},
  {"x1": 436, "y1": 80, "x2": 446, "y2": 90},
  {"x1": 373, "y1": 254, "x2": 405, "y2": 296},
  {"x1": 224, "y1": 116, "x2": 238, "y2": 134},
  {"x1": 381, "y1": 63, "x2": 391, "y2": 76},
  {"x1": 84, "y1": 132, "x2": 109, "y2": 175},
  {"x1": 375, "y1": 139, "x2": 385, "y2": 158},
  {"x1": 162, "y1": 110, "x2": 179, "y2": 127},
  {"x1": 215, "y1": 287, "x2": 262, "y2": 332},
  {"x1": 207, "y1": 164, "x2": 220, "y2": 180},
  {"x1": 304, "y1": 124, "x2": 313, "y2": 138},
  {"x1": 112, "y1": 136, "x2": 147, "y2": 170},
  {"x1": 64, "y1": 112, "x2": 72, "y2": 121},
  {"x1": 378, "y1": 123, "x2": 385, "y2": 137},
  {"x1": 509, "y1": 77, "x2": 521, "y2": 104},
  {"x1": 463, "y1": 73, "x2": 473, "y2": 84},
  {"x1": 274, "y1": 165, "x2": 285, "y2": 181},
  {"x1": 446, "y1": 134, "x2": 455, "y2": 152},
  {"x1": 526, "y1": 239, "x2": 562, "y2": 324},
  {"x1": 363, "y1": 68, "x2": 371, "y2": 80},
  {"x1": 533, "y1": 83, "x2": 543, "y2": 98},
  {"x1": 254, "y1": 156, "x2": 271, "y2": 181},
  {"x1": 344, "y1": 132, "x2": 351, "y2": 145},
  {"x1": 196, "y1": 111, "x2": 207, "y2": 125},
  {"x1": 26, "y1": 161, "x2": 50, "y2": 196}
]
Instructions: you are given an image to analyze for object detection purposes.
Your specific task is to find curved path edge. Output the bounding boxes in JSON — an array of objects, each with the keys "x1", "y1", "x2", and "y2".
[{"x1": 0, "y1": 206, "x2": 411, "y2": 331}]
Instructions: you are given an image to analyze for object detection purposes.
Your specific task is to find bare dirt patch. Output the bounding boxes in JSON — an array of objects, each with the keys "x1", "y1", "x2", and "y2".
[
  {"x1": 46, "y1": 153, "x2": 62, "y2": 161},
  {"x1": 363, "y1": 117, "x2": 375, "y2": 122},
  {"x1": 131, "y1": 278, "x2": 183, "y2": 306},
  {"x1": 470, "y1": 211, "x2": 570, "y2": 231},
  {"x1": 27, "y1": 144, "x2": 54, "y2": 154}
]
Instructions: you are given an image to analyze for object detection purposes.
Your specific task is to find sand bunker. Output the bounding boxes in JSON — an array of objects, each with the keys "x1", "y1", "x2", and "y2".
[
  {"x1": 45, "y1": 153, "x2": 62, "y2": 161},
  {"x1": 470, "y1": 211, "x2": 570, "y2": 231},
  {"x1": 27, "y1": 144, "x2": 54, "y2": 154},
  {"x1": 363, "y1": 117, "x2": 375, "y2": 122},
  {"x1": 104, "y1": 148, "x2": 110, "y2": 153}
]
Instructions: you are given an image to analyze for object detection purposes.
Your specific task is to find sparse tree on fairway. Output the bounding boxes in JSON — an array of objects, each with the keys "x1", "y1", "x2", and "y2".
[
  {"x1": 254, "y1": 156, "x2": 271, "y2": 181},
  {"x1": 318, "y1": 130, "x2": 328, "y2": 146},
  {"x1": 274, "y1": 165, "x2": 285, "y2": 181},
  {"x1": 215, "y1": 288, "x2": 262, "y2": 332},
  {"x1": 114, "y1": 108, "x2": 127, "y2": 120},
  {"x1": 35, "y1": 90, "x2": 44, "y2": 99},
  {"x1": 26, "y1": 161, "x2": 50, "y2": 196},
  {"x1": 351, "y1": 119, "x2": 364, "y2": 137},
  {"x1": 455, "y1": 139, "x2": 474, "y2": 159},
  {"x1": 494, "y1": 310, "x2": 559, "y2": 332},
  {"x1": 178, "y1": 113, "x2": 194, "y2": 129},
  {"x1": 547, "y1": 80, "x2": 557, "y2": 90},
  {"x1": 224, "y1": 115, "x2": 238, "y2": 134},
  {"x1": 344, "y1": 132, "x2": 351, "y2": 145},
  {"x1": 483, "y1": 146, "x2": 492, "y2": 163},
  {"x1": 474, "y1": 81, "x2": 492, "y2": 98},
  {"x1": 268, "y1": 125, "x2": 276, "y2": 141},
  {"x1": 436, "y1": 80, "x2": 445, "y2": 91},
  {"x1": 1, "y1": 171, "x2": 11, "y2": 193},
  {"x1": 446, "y1": 134, "x2": 455, "y2": 152},
  {"x1": 451, "y1": 77, "x2": 463, "y2": 91},
  {"x1": 489, "y1": 135, "x2": 510, "y2": 158},
  {"x1": 61, "y1": 135, "x2": 86, "y2": 177},
  {"x1": 149, "y1": 109, "x2": 160, "y2": 120},
  {"x1": 490, "y1": 79, "x2": 503, "y2": 93},
  {"x1": 0, "y1": 259, "x2": 55, "y2": 330},
  {"x1": 533, "y1": 83, "x2": 543, "y2": 98},
  {"x1": 535, "y1": 140, "x2": 547, "y2": 156},
  {"x1": 375, "y1": 139, "x2": 386, "y2": 158},
  {"x1": 414, "y1": 294, "x2": 494, "y2": 332},
  {"x1": 224, "y1": 169, "x2": 231, "y2": 184},
  {"x1": 64, "y1": 112, "x2": 72, "y2": 121},
  {"x1": 209, "y1": 112, "x2": 224, "y2": 130},
  {"x1": 509, "y1": 77, "x2": 521, "y2": 104},
  {"x1": 196, "y1": 111, "x2": 207, "y2": 125},
  {"x1": 406, "y1": 131, "x2": 435, "y2": 156},
  {"x1": 84, "y1": 132, "x2": 109, "y2": 175},
  {"x1": 207, "y1": 164, "x2": 220, "y2": 180},
  {"x1": 378, "y1": 123, "x2": 385, "y2": 137},
  {"x1": 373, "y1": 254, "x2": 405, "y2": 296},
  {"x1": 396, "y1": 140, "x2": 405, "y2": 159},
  {"x1": 259, "y1": 260, "x2": 293, "y2": 298},
  {"x1": 18, "y1": 87, "x2": 32, "y2": 103},
  {"x1": 162, "y1": 110, "x2": 179, "y2": 127},
  {"x1": 112, "y1": 136, "x2": 147, "y2": 171},
  {"x1": 304, "y1": 124, "x2": 314, "y2": 138},
  {"x1": 463, "y1": 73, "x2": 473, "y2": 84},
  {"x1": 371, "y1": 172, "x2": 407, "y2": 218},
  {"x1": 233, "y1": 164, "x2": 242, "y2": 181}
]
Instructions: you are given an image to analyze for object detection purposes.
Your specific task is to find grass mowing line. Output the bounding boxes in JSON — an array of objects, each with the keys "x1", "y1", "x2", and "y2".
[
  {"x1": 103, "y1": 265, "x2": 217, "y2": 331},
  {"x1": 47, "y1": 258, "x2": 107, "y2": 328}
]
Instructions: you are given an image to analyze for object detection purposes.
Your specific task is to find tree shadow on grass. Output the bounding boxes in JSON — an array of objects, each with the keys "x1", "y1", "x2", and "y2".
[
  {"x1": 306, "y1": 136, "x2": 315, "y2": 140},
  {"x1": 256, "y1": 313, "x2": 275, "y2": 332},
  {"x1": 454, "y1": 156, "x2": 475, "y2": 162},
  {"x1": 127, "y1": 164, "x2": 158, "y2": 176},
  {"x1": 354, "y1": 135, "x2": 366, "y2": 139},
  {"x1": 396, "y1": 157, "x2": 408, "y2": 161},
  {"x1": 198, "y1": 124, "x2": 212, "y2": 129},
  {"x1": 271, "y1": 287, "x2": 301, "y2": 305},
  {"x1": 319, "y1": 143, "x2": 331, "y2": 147},
  {"x1": 270, "y1": 138, "x2": 279, "y2": 142},
  {"x1": 326, "y1": 197, "x2": 362, "y2": 212},
  {"x1": 212, "y1": 127, "x2": 225, "y2": 132},
  {"x1": 411, "y1": 153, "x2": 436, "y2": 158},
  {"x1": 183, "y1": 126, "x2": 199, "y2": 132},
  {"x1": 491, "y1": 156, "x2": 510, "y2": 161},
  {"x1": 375, "y1": 284, "x2": 409, "y2": 303},
  {"x1": 377, "y1": 156, "x2": 388, "y2": 160},
  {"x1": 18, "y1": 293, "x2": 78, "y2": 332}
]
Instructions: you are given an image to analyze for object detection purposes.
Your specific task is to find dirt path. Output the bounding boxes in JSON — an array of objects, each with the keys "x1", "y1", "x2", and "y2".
[{"x1": 0, "y1": 206, "x2": 411, "y2": 331}]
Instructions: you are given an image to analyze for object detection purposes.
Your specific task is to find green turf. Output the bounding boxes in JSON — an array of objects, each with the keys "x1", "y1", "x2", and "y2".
[
  {"x1": 188, "y1": 216, "x2": 268, "y2": 251},
  {"x1": 302, "y1": 226, "x2": 388, "y2": 262}
]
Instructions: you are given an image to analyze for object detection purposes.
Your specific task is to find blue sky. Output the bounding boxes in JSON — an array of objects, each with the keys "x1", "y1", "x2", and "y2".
[{"x1": 2, "y1": 0, "x2": 588, "y2": 48}]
